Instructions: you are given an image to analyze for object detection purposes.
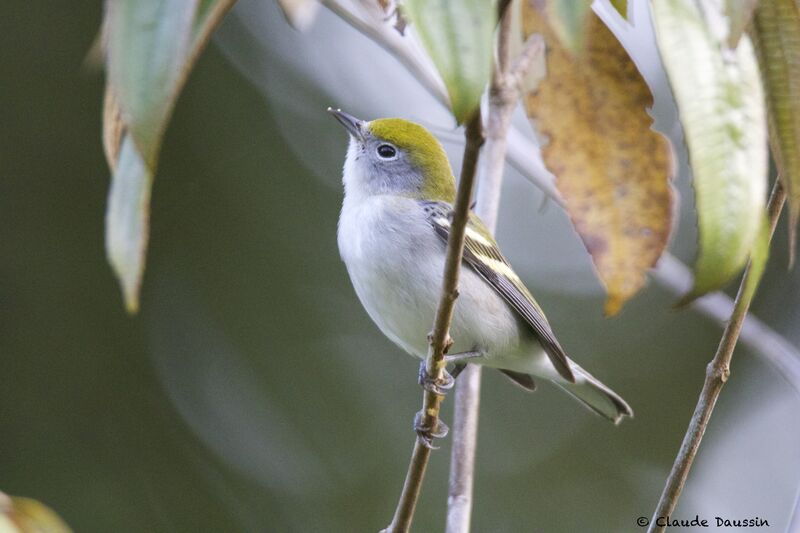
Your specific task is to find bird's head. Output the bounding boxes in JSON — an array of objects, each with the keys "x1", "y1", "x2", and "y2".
[{"x1": 328, "y1": 108, "x2": 456, "y2": 203}]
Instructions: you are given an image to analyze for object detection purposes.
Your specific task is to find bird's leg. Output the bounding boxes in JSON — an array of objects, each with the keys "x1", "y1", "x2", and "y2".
[
  {"x1": 414, "y1": 341, "x2": 484, "y2": 447},
  {"x1": 415, "y1": 361, "x2": 452, "y2": 448},
  {"x1": 449, "y1": 363, "x2": 467, "y2": 380},
  {"x1": 417, "y1": 347, "x2": 486, "y2": 395},
  {"x1": 414, "y1": 410, "x2": 449, "y2": 449},
  {"x1": 444, "y1": 349, "x2": 485, "y2": 366},
  {"x1": 417, "y1": 360, "x2": 454, "y2": 396}
]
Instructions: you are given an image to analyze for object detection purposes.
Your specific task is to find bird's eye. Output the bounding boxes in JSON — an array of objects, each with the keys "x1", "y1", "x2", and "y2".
[{"x1": 377, "y1": 144, "x2": 397, "y2": 159}]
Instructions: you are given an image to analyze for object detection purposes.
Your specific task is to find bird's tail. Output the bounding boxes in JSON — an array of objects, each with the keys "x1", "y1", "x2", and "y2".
[{"x1": 554, "y1": 365, "x2": 633, "y2": 425}]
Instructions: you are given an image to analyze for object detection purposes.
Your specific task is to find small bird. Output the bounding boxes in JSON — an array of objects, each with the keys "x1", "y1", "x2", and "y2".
[{"x1": 329, "y1": 108, "x2": 632, "y2": 425}]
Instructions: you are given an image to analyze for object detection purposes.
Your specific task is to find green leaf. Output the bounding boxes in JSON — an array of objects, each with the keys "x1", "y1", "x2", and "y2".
[
  {"x1": 651, "y1": 0, "x2": 768, "y2": 302},
  {"x1": 194, "y1": 0, "x2": 238, "y2": 46},
  {"x1": 741, "y1": 214, "x2": 770, "y2": 304},
  {"x1": 750, "y1": 0, "x2": 800, "y2": 257},
  {"x1": 403, "y1": 0, "x2": 496, "y2": 123},
  {"x1": 103, "y1": 0, "x2": 236, "y2": 313},
  {"x1": 105, "y1": 135, "x2": 153, "y2": 314},
  {"x1": 106, "y1": 0, "x2": 199, "y2": 168},
  {"x1": 544, "y1": 0, "x2": 593, "y2": 55}
]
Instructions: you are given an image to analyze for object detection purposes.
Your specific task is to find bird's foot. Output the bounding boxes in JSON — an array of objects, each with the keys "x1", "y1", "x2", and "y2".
[
  {"x1": 417, "y1": 361, "x2": 454, "y2": 396},
  {"x1": 449, "y1": 363, "x2": 467, "y2": 380},
  {"x1": 414, "y1": 410, "x2": 449, "y2": 449}
]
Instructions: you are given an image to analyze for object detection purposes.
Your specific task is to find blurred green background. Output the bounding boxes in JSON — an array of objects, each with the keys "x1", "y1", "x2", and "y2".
[{"x1": 2, "y1": 2, "x2": 800, "y2": 532}]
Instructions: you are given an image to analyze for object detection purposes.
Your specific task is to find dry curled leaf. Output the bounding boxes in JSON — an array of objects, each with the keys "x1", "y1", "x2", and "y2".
[{"x1": 523, "y1": 6, "x2": 674, "y2": 315}]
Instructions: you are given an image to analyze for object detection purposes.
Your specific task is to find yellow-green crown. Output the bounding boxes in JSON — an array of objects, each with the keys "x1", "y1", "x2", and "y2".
[{"x1": 368, "y1": 118, "x2": 456, "y2": 202}]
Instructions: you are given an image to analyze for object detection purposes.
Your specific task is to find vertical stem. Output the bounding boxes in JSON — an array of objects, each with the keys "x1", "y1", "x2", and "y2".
[
  {"x1": 647, "y1": 180, "x2": 786, "y2": 532},
  {"x1": 446, "y1": 365, "x2": 482, "y2": 533},
  {"x1": 383, "y1": 112, "x2": 485, "y2": 533},
  {"x1": 445, "y1": 4, "x2": 535, "y2": 532}
]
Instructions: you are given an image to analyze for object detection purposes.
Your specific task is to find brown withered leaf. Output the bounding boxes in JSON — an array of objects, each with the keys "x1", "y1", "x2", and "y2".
[{"x1": 523, "y1": 6, "x2": 674, "y2": 315}]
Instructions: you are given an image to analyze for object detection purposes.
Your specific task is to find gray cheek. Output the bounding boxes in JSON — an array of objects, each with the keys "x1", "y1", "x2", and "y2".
[{"x1": 369, "y1": 163, "x2": 423, "y2": 196}]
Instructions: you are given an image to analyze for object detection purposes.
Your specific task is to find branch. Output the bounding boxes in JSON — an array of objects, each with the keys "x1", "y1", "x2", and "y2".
[
  {"x1": 383, "y1": 111, "x2": 484, "y2": 533},
  {"x1": 647, "y1": 180, "x2": 787, "y2": 533},
  {"x1": 446, "y1": 11, "x2": 544, "y2": 533},
  {"x1": 789, "y1": 484, "x2": 800, "y2": 533},
  {"x1": 319, "y1": 0, "x2": 449, "y2": 107}
]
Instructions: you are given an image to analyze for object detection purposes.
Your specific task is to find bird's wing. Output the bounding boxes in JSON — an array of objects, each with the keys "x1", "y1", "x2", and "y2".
[{"x1": 420, "y1": 201, "x2": 576, "y2": 383}]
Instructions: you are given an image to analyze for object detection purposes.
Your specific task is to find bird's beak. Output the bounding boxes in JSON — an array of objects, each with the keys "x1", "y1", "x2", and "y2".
[{"x1": 327, "y1": 107, "x2": 365, "y2": 142}]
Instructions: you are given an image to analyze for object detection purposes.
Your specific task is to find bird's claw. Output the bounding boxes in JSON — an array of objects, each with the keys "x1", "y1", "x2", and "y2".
[
  {"x1": 414, "y1": 410, "x2": 449, "y2": 449},
  {"x1": 418, "y1": 361, "x2": 454, "y2": 396}
]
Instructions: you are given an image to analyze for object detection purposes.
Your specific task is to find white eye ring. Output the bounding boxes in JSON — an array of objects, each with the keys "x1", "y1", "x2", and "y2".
[{"x1": 376, "y1": 143, "x2": 398, "y2": 160}]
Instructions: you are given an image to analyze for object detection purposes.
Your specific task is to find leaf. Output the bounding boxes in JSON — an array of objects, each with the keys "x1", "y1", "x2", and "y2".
[
  {"x1": 192, "y1": 1, "x2": 238, "y2": 54},
  {"x1": 106, "y1": 0, "x2": 199, "y2": 167},
  {"x1": 725, "y1": 0, "x2": 759, "y2": 49},
  {"x1": 741, "y1": 214, "x2": 771, "y2": 304},
  {"x1": 403, "y1": 0, "x2": 495, "y2": 123},
  {"x1": 750, "y1": 0, "x2": 800, "y2": 259},
  {"x1": 522, "y1": 7, "x2": 674, "y2": 316},
  {"x1": 651, "y1": 0, "x2": 768, "y2": 302},
  {"x1": 103, "y1": 0, "x2": 236, "y2": 313},
  {"x1": 105, "y1": 135, "x2": 153, "y2": 314},
  {"x1": 0, "y1": 493, "x2": 72, "y2": 533},
  {"x1": 542, "y1": 0, "x2": 593, "y2": 55},
  {"x1": 276, "y1": 0, "x2": 320, "y2": 31}
]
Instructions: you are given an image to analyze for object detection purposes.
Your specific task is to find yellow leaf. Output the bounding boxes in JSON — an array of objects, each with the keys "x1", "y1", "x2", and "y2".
[
  {"x1": 0, "y1": 493, "x2": 72, "y2": 533},
  {"x1": 522, "y1": 7, "x2": 674, "y2": 315}
]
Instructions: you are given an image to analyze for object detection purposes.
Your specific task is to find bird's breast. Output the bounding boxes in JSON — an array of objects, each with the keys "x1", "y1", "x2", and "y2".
[
  {"x1": 337, "y1": 195, "x2": 524, "y2": 362},
  {"x1": 338, "y1": 196, "x2": 443, "y2": 356}
]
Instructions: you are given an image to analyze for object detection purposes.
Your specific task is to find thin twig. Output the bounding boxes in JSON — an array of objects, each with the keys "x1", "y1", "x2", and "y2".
[
  {"x1": 445, "y1": 9, "x2": 544, "y2": 533},
  {"x1": 789, "y1": 484, "x2": 800, "y2": 532},
  {"x1": 320, "y1": 0, "x2": 449, "y2": 107},
  {"x1": 383, "y1": 112, "x2": 485, "y2": 533},
  {"x1": 446, "y1": 364, "x2": 481, "y2": 533},
  {"x1": 647, "y1": 180, "x2": 787, "y2": 533}
]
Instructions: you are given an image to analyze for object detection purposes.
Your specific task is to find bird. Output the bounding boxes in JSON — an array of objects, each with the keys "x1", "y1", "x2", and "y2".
[{"x1": 329, "y1": 108, "x2": 633, "y2": 428}]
